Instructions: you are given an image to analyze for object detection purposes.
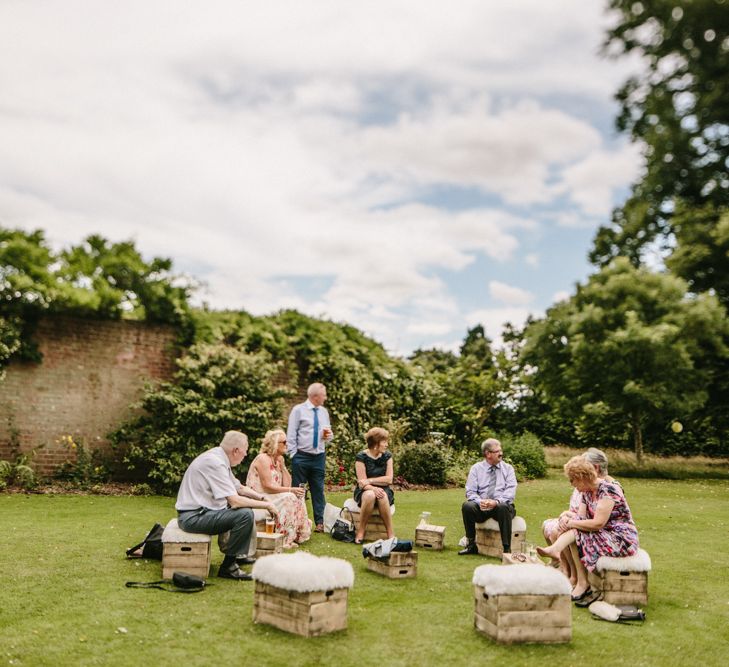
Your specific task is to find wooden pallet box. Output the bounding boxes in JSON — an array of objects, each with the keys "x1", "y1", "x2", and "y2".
[
  {"x1": 255, "y1": 531, "x2": 284, "y2": 559},
  {"x1": 252, "y1": 552, "x2": 354, "y2": 637},
  {"x1": 253, "y1": 582, "x2": 349, "y2": 637},
  {"x1": 161, "y1": 518, "x2": 211, "y2": 579},
  {"x1": 591, "y1": 549, "x2": 651, "y2": 605},
  {"x1": 365, "y1": 550, "x2": 418, "y2": 579},
  {"x1": 472, "y1": 564, "x2": 572, "y2": 644},
  {"x1": 415, "y1": 524, "x2": 445, "y2": 551},
  {"x1": 475, "y1": 516, "x2": 527, "y2": 557},
  {"x1": 343, "y1": 499, "x2": 395, "y2": 542}
]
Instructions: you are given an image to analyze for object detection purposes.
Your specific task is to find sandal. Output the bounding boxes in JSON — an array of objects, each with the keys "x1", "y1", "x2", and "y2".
[
  {"x1": 575, "y1": 590, "x2": 602, "y2": 607},
  {"x1": 571, "y1": 587, "x2": 592, "y2": 602}
]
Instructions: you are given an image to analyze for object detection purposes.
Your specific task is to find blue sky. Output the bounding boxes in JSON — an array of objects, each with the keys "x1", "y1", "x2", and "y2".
[{"x1": 0, "y1": 1, "x2": 644, "y2": 355}]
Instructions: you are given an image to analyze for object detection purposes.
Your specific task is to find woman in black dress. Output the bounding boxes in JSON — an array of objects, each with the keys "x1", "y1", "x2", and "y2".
[{"x1": 353, "y1": 427, "x2": 395, "y2": 544}]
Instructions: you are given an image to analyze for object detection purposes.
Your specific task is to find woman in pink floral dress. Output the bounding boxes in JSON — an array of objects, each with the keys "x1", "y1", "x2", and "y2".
[
  {"x1": 246, "y1": 429, "x2": 312, "y2": 548},
  {"x1": 542, "y1": 448, "x2": 622, "y2": 585},
  {"x1": 537, "y1": 456, "x2": 638, "y2": 601}
]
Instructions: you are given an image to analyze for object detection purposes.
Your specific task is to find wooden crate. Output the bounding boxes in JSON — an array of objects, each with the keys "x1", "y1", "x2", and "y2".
[
  {"x1": 351, "y1": 509, "x2": 389, "y2": 542},
  {"x1": 501, "y1": 552, "x2": 544, "y2": 566},
  {"x1": 475, "y1": 525, "x2": 525, "y2": 558},
  {"x1": 365, "y1": 550, "x2": 418, "y2": 579},
  {"x1": 473, "y1": 585, "x2": 571, "y2": 644},
  {"x1": 415, "y1": 525, "x2": 445, "y2": 551},
  {"x1": 255, "y1": 531, "x2": 284, "y2": 559},
  {"x1": 252, "y1": 581, "x2": 349, "y2": 637},
  {"x1": 595, "y1": 570, "x2": 648, "y2": 605},
  {"x1": 162, "y1": 540, "x2": 211, "y2": 579}
]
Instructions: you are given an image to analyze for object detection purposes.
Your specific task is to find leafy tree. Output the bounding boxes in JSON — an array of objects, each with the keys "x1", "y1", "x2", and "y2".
[
  {"x1": 591, "y1": 0, "x2": 729, "y2": 267},
  {"x1": 522, "y1": 258, "x2": 728, "y2": 461},
  {"x1": 0, "y1": 226, "x2": 195, "y2": 370}
]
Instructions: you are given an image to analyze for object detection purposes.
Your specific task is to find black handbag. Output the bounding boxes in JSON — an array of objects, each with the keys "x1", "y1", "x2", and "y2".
[
  {"x1": 126, "y1": 523, "x2": 164, "y2": 560},
  {"x1": 125, "y1": 571, "x2": 207, "y2": 593},
  {"x1": 330, "y1": 508, "x2": 355, "y2": 543}
]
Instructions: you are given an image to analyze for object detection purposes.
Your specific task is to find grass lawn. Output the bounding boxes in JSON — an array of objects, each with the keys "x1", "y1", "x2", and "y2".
[{"x1": 2, "y1": 475, "x2": 728, "y2": 667}]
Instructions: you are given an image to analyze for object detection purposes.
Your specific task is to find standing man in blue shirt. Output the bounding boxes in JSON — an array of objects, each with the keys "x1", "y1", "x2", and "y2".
[
  {"x1": 287, "y1": 383, "x2": 333, "y2": 532},
  {"x1": 459, "y1": 438, "x2": 517, "y2": 555}
]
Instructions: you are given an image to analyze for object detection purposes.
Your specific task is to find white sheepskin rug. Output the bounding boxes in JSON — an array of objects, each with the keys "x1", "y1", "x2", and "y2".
[
  {"x1": 343, "y1": 498, "x2": 395, "y2": 516},
  {"x1": 596, "y1": 548, "x2": 652, "y2": 572},
  {"x1": 252, "y1": 552, "x2": 354, "y2": 592},
  {"x1": 475, "y1": 516, "x2": 527, "y2": 532},
  {"x1": 472, "y1": 564, "x2": 571, "y2": 595},
  {"x1": 161, "y1": 518, "x2": 212, "y2": 543}
]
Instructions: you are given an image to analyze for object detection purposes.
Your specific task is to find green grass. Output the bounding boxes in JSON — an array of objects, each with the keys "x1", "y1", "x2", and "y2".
[
  {"x1": 2, "y1": 477, "x2": 728, "y2": 667},
  {"x1": 545, "y1": 445, "x2": 729, "y2": 479}
]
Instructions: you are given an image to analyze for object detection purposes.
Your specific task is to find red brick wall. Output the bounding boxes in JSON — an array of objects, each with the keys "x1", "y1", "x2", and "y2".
[{"x1": 0, "y1": 316, "x2": 178, "y2": 476}]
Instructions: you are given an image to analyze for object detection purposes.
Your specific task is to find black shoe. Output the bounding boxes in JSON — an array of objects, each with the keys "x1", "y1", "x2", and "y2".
[
  {"x1": 236, "y1": 555, "x2": 257, "y2": 566},
  {"x1": 458, "y1": 543, "x2": 479, "y2": 555},
  {"x1": 218, "y1": 563, "x2": 253, "y2": 580}
]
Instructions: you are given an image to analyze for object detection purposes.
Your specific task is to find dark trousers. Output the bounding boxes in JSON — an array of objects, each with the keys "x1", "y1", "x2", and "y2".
[
  {"x1": 178, "y1": 507, "x2": 254, "y2": 558},
  {"x1": 292, "y1": 452, "x2": 326, "y2": 525},
  {"x1": 461, "y1": 501, "x2": 516, "y2": 552}
]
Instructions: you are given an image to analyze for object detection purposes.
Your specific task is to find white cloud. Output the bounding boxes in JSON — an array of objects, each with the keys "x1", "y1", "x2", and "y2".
[
  {"x1": 552, "y1": 290, "x2": 571, "y2": 303},
  {"x1": 466, "y1": 307, "x2": 535, "y2": 346},
  {"x1": 0, "y1": 1, "x2": 642, "y2": 354},
  {"x1": 558, "y1": 143, "x2": 644, "y2": 217},
  {"x1": 489, "y1": 281, "x2": 535, "y2": 306}
]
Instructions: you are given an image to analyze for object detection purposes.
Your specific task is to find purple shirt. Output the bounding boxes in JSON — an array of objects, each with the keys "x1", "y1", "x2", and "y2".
[{"x1": 465, "y1": 460, "x2": 517, "y2": 505}]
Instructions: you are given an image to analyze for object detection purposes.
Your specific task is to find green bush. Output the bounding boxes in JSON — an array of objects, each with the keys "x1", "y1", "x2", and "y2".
[
  {"x1": 397, "y1": 441, "x2": 447, "y2": 486},
  {"x1": 0, "y1": 456, "x2": 37, "y2": 490},
  {"x1": 501, "y1": 431, "x2": 547, "y2": 480},
  {"x1": 112, "y1": 342, "x2": 289, "y2": 492}
]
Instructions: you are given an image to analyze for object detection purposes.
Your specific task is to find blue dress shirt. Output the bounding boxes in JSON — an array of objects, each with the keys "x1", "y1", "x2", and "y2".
[
  {"x1": 287, "y1": 399, "x2": 332, "y2": 456},
  {"x1": 465, "y1": 460, "x2": 517, "y2": 505}
]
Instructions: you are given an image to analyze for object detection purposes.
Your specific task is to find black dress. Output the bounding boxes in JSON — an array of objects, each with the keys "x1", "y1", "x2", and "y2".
[{"x1": 353, "y1": 450, "x2": 395, "y2": 506}]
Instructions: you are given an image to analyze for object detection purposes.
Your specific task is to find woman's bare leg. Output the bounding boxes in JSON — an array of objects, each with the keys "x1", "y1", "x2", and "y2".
[
  {"x1": 356, "y1": 491, "x2": 376, "y2": 541},
  {"x1": 376, "y1": 495, "x2": 395, "y2": 539},
  {"x1": 537, "y1": 529, "x2": 576, "y2": 563}
]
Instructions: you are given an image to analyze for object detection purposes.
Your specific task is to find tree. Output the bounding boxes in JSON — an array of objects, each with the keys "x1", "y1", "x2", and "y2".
[
  {"x1": 0, "y1": 226, "x2": 195, "y2": 370},
  {"x1": 522, "y1": 258, "x2": 727, "y2": 461},
  {"x1": 591, "y1": 0, "x2": 729, "y2": 267}
]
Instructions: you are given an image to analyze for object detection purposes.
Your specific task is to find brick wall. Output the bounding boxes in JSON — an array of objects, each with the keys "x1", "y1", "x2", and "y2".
[{"x1": 0, "y1": 316, "x2": 178, "y2": 476}]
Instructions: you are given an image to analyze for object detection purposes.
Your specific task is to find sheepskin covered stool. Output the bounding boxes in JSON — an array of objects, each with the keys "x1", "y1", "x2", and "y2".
[
  {"x1": 475, "y1": 516, "x2": 527, "y2": 557},
  {"x1": 161, "y1": 518, "x2": 212, "y2": 579},
  {"x1": 255, "y1": 531, "x2": 284, "y2": 558},
  {"x1": 343, "y1": 498, "x2": 395, "y2": 542},
  {"x1": 415, "y1": 524, "x2": 446, "y2": 551},
  {"x1": 472, "y1": 564, "x2": 572, "y2": 644},
  {"x1": 252, "y1": 552, "x2": 354, "y2": 637},
  {"x1": 589, "y1": 548, "x2": 651, "y2": 605}
]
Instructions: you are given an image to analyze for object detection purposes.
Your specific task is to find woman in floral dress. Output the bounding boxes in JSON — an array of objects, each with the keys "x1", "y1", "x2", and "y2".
[
  {"x1": 246, "y1": 429, "x2": 312, "y2": 548},
  {"x1": 542, "y1": 448, "x2": 622, "y2": 585},
  {"x1": 537, "y1": 456, "x2": 638, "y2": 601}
]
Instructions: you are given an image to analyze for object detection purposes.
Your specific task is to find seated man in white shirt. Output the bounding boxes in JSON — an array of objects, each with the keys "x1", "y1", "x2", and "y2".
[{"x1": 175, "y1": 430, "x2": 279, "y2": 580}]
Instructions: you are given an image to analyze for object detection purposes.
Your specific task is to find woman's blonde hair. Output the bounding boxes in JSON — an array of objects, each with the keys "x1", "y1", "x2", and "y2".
[
  {"x1": 261, "y1": 429, "x2": 286, "y2": 456},
  {"x1": 365, "y1": 427, "x2": 389, "y2": 450},
  {"x1": 564, "y1": 455, "x2": 598, "y2": 485}
]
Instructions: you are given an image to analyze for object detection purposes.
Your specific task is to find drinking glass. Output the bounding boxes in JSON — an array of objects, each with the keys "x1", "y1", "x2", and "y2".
[{"x1": 265, "y1": 518, "x2": 275, "y2": 534}]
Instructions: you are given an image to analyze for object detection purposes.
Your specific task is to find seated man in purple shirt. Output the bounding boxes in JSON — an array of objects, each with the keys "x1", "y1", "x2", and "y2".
[{"x1": 459, "y1": 438, "x2": 517, "y2": 555}]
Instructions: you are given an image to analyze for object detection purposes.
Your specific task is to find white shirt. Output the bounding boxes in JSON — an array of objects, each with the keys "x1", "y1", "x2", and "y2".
[{"x1": 175, "y1": 447, "x2": 241, "y2": 511}]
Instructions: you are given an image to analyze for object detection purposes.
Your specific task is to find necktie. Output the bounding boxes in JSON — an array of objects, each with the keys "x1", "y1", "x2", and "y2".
[
  {"x1": 485, "y1": 465, "x2": 497, "y2": 499},
  {"x1": 312, "y1": 407, "x2": 319, "y2": 450}
]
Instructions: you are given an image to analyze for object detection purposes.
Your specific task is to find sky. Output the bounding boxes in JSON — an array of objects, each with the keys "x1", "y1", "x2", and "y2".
[{"x1": 0, "y1": 1, "x2": 644, "y2": 356}]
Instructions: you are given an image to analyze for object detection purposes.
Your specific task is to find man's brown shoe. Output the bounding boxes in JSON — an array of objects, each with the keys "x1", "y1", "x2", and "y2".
[{"x1": 315, "y1": 524, "x2": 325, "y2": 533}]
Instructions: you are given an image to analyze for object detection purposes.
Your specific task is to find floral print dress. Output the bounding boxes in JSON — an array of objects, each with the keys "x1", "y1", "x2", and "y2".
[
  {"x1": 575, "y1": 480, "x2": 638, "y2": 572},
  {"x1": 246, "y1": 454, "x2": 312, "y2": 548}
]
